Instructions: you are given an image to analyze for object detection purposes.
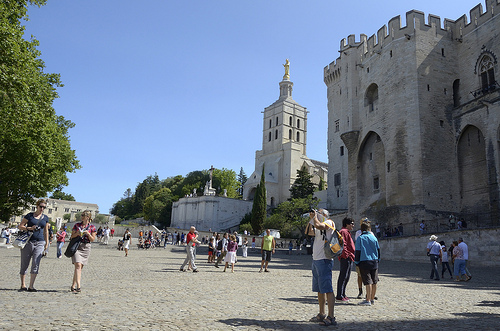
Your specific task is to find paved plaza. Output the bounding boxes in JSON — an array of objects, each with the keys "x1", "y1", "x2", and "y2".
[{"x1": 1, "y1": 238, "x2": 499, "y2": 330}]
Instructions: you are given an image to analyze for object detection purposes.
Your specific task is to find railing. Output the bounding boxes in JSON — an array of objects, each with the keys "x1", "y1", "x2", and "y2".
[{"x1": 470, "y1": 81, "x2": 498, "y2": 98}]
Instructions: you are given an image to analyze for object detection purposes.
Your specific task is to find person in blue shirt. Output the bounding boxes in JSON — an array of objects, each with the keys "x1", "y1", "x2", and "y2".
[{"x1": 354, "y1": 222, "x2": 380, "y2": 306}]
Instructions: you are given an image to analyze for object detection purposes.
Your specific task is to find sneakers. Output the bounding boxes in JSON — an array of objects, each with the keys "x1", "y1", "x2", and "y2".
[
  {"x1": 193, "y1": 269, "x2": 198, "y2": 273},
  {"x1": 336, "y1": 297, "x2": 350, "y2": 302},
  {"x1": 370, "y1": 300, "x2": 375, "y2": 305},
  {"x1": 358, "y1": 300, "x2": 372, "y2": 306}
]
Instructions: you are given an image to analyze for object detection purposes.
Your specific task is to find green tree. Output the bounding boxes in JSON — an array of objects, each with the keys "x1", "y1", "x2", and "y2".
[
  {"x1": 250, "y1": 165, "x2": 266, "y2": 235},
  {"x1": 94, "y1": 214, "x2": 107, "y2": 224},
  {"x1": 50, "y1": 189, "x2": 75, "y2": 201},
  {"x1": 0, "y1": 0, "x2": 81, "y2": 222},
  {"x1": 212, "y1": 168, "x2": 239, "y2": 198},
  {"x1": 289, "y1": 166, "x2": 316, "y2": 199},
  {"x1": 143, "y1": 187, "x2": 173, "y2": 226},
  {"x1": 237, "y1": 167, "x2": 248, "y2": 198},
  {"x1": 131, "y1": 173, "x2": 161, "y2": 216},
  {"x1": 238, "y1": 222, "x2": 253, "y2": 234},
  {"x1": 110, "y1": 197, "x2": 134, "y2": 219},
  {"x1": 63, "y1": 213, "x2": 71, "y2": 221},
  {"x1": 179, "y1": 170, "x2": 207, "y2": 197},
  {"x1": 123, "y1": 188, "x2": 132, "y2": 200},
  {"x1": 273, "y1": 197, "x2": 319, "y2": 238},
  {"x1": 318, "y1": 177, "x2": 325, "y2": 191}
]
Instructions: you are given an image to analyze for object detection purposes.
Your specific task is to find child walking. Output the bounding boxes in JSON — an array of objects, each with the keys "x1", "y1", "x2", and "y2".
[{"x1": 223, "y1": 234, "x2": 238, "y2": 273}]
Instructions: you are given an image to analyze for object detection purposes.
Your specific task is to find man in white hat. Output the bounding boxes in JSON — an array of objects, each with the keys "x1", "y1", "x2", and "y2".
[{"x1": 426, "y1": 235, "x2": 442, "y2": 280}]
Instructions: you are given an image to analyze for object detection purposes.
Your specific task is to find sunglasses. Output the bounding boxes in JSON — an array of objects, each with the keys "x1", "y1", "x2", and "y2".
[{"x1": 39, "y1": 205, "x2": 47, "y2": 209}]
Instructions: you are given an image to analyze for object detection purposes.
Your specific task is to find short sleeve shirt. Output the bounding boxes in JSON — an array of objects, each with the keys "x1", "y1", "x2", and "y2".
[
  {"x1": 427, "y1": 241, "x2": 441, "y2": 255},
  {"x1": 310, "y1": 219, "x2": 334, "y2": 261},
  {"x1": 24, "y1": 213, "x2": 48, "y2": 242},
  {"x1": 73, "y1": 222, "x2": 97, "y2": 244}
]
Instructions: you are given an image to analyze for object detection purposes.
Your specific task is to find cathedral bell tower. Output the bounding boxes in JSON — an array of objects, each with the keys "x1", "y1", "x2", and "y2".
[{"x1": 262, "y1": 59, "x2": 307, "y2": 156}]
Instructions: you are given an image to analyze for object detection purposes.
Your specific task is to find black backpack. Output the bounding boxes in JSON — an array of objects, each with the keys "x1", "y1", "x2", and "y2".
[{"x1": 217, "y1": 239, "x2": 223, "y2": 250}]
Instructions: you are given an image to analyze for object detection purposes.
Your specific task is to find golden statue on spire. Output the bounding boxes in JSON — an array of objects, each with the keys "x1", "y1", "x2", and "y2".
[{"x1": 283, "y1": 59, "x2": 290, "y2": 80}]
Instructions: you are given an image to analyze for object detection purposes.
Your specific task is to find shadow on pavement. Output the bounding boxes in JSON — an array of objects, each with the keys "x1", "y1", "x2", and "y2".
[
  {"x1": 377, "y1": 260, "x2": 500, "y2": 291},
  {"x1": 219, "y1": 312, "x2": 500, "y2": 330}
]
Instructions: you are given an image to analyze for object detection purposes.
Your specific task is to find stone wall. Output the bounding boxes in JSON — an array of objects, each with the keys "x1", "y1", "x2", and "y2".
[
  {"x1": 379, "y1": 227, "x2": 500, "y2": 267},
  {"x1": 171, "y1": 195, "x2": 252, "y2": 232}
]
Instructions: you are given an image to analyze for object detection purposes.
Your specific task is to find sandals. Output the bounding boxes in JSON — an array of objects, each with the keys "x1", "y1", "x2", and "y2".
[
  {"x1": 71, "y1": 287, "x2": 81, "y2": 293},
  {"x1": 309, "y1": 313, "x2": 326, "y2": 322},
  {"x1": 319, "y1": 316, "x2": 337, "y2": 326},
  {"x1": 18, "y1": 287, "x2": 27, "y2": 292}
]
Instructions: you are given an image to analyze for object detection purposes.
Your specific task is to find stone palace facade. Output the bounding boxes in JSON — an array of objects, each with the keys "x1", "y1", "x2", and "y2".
[{"x1": 325, "y1": 1, "x2": 500, "y2": 228}]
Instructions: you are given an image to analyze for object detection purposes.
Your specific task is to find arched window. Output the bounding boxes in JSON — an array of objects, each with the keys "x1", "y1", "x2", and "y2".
[
  {"x1": 365, "y1": 83, "x2": 379, "y2": 112},
  {"x1": 269, "y1": 119, "x2": 272, "y2": 129},
  {"x1": 276, "y1": 117, "x2": 279, "y2": 126},
  {"x1": 289, "y1": 116, "x2": 292, "y2": 126},
  {"x1": 289, "y1": 129, "x2": 292, "y2": 139},
  {"x1": 296, "y1": 131, "x2": 300, "y2": 142},
  {"x1": 297, "y1": 119, "x2": 300, "y2": 128},
  {"x1": 275, "y1": 129, "x2": 278, "y2": 139},
  {"x1": 268, "y1": 132, "x2": 271, "y2": 142},
  {"x1": 479, "y1": 55, "x2": 496, "y2": 92}
]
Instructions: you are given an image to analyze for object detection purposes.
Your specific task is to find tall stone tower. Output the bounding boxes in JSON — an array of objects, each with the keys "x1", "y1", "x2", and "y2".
[
  {"x1": 244, "y1": 60, "x2": 327, "y2": 207},
  {"x1": 324, "y1": 1, "x2": 500, "y2": 228}
]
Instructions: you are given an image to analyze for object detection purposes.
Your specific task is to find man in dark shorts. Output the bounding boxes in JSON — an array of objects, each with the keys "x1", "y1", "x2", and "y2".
[
  {"x1": 259, "y1": 229, "x2": 275, "y2": 272},
  {"x1": 354, "y1": 222, "x2": 380, "y2": 306}
]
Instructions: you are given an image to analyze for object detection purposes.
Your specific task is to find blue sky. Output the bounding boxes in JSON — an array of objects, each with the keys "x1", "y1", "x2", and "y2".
[{"x1": 23, "y1": 0, "x2": 484, "y2": 213}]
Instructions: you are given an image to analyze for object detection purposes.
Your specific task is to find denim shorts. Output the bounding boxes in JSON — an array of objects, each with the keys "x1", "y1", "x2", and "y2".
[{"x1": 312, "y1": 259, "x2": 334, "y2": 293}]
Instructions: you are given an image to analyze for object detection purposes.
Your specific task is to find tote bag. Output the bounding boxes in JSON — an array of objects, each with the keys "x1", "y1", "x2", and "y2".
[
  {"x1": 64, "y1": 236, "x2": 82, "y2": 257},
  {"x1": 13, "y1": 232, "x2": 32, "y2": 249}
]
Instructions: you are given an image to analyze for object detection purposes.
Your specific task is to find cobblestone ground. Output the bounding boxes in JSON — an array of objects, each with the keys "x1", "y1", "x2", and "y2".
[{"x1": 1, "y1": 238, "x2": 499, "y2": 330}]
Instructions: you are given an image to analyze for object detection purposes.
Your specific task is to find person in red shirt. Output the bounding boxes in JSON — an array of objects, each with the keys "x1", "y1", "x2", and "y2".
[
  {"x1": 179, "y1": 226, "x2": 200, "y2": 272},
  {"x1": 336, "y1": 217, "x2": 355, "y2": 301}
]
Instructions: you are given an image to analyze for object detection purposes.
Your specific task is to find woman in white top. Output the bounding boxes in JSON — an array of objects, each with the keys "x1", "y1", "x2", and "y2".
[{"x1": 440, "y1": 241, "x2": 453, "y2": 279}]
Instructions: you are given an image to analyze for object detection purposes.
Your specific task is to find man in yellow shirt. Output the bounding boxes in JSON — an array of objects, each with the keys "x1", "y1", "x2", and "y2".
[{"x1": 259, "y1": 229, "x2": 276, "y2": 272}]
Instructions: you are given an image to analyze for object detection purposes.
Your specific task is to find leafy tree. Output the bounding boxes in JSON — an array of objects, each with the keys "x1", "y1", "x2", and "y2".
[
  {"x1": 272, "y1": 197, "x2": 319, "y2": 238},
  {"x1": 0, "y1": 0, "x2": 81, "y2": 222},
  {"x1": 250, "y1": 165, "x2": 266, "y2": 235},
  {"x1": 63, "y1": 213, "x2": 71, "y2": 221},
  {"x1": 212, "y1": 168, "x2": 239, "y2": 198},
  {"x1": 123, "y1": 188, "x2": 132, "y2": 200},
  {"x1": 238, "y1": 222, "x2": 253, "y2": 234},
  {"x1": 237, "y1": 167, "x2": 248, "y2": 198},
  {"x1": 110, "y1": 197, "x2": 134, "y2": 219},
  {"x1": 131, "y1": 173, "x2": 161, "y2": 216},
  {"x1": 163, "y1": 175, "x2": 184, "y2": 198},
  {"x1": 179, "y1": 170, "x2": 207, "y2": 197},
  {"x1": 289, "y1": 166, "x2": 316, "y2": 199},
  {"x1": 318, "y1": 177, "x2": 325, "y2": 191},
  {"x1": 143, "y1": 187, "x2": 173, "y2": 226},
  {"x1": 94, "y1": 214, "x2": 107, "y2": 224},
  {"x1": 50, "y1": 189, "x2": 75, "y2": 201}
]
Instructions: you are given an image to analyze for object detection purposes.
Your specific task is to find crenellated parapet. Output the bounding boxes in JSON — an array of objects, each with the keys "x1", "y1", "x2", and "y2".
[
  {"x1": 445, "y1": 0, "x2": 499, "y2": 41},
  {"x1": 324, "y1": 0, "x2": 500, "y2": 84}
]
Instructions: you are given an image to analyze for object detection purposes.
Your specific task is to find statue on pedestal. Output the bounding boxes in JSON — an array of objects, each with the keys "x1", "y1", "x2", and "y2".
[
  {"x1": 204, "y1": 165, "x2": 217, "y2": 196},
  {"x1": 283, "y1": 59, "x2": 290, "y2": 80}
]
